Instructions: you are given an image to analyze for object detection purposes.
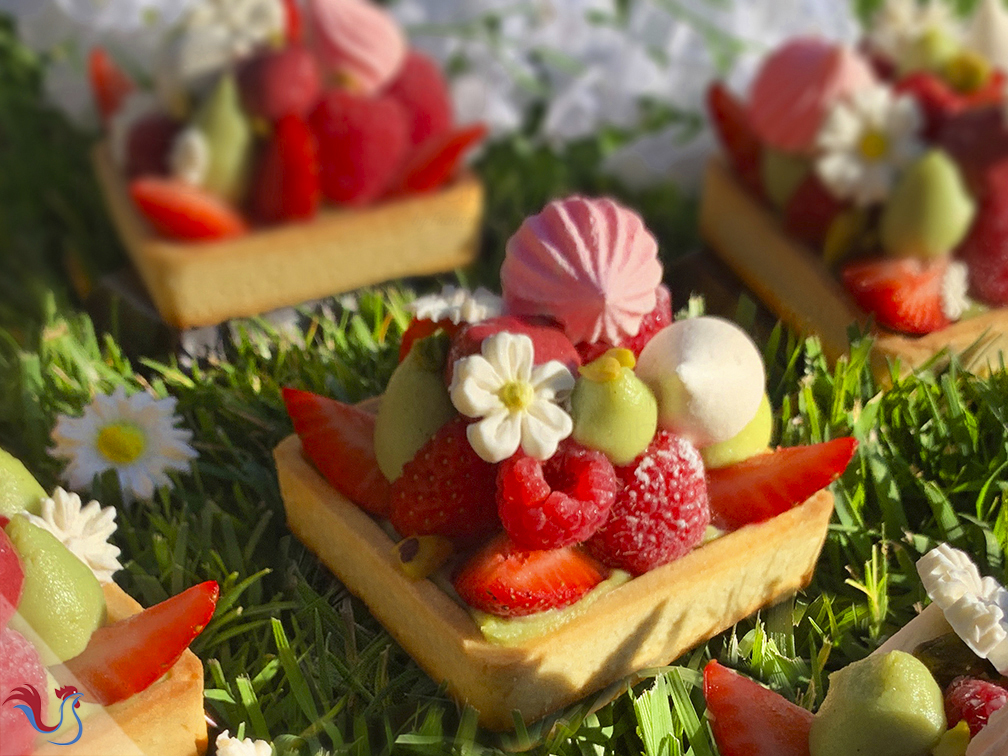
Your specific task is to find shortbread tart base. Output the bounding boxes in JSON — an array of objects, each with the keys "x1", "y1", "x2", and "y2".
[
  {"x1": 274, "y1": 431, "x2": 835, "y2": 731},
  {"x1": 700, "y1": 158, "x2": 1008, "y2": 377},
  {"x1": 33, "y1": 582, "x2": 207, "y2": 756},
  {"x1": 92, "y1": 143, "x2": 485, "y2": 330}
]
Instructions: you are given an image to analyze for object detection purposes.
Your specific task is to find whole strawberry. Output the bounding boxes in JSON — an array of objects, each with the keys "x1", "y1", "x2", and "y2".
[
  {"x1": 586, "y1": 431, "x2": 709, "y2": 575},
  {"x1": 390, "y1": 417, "x2": 499, "y2": 539}
]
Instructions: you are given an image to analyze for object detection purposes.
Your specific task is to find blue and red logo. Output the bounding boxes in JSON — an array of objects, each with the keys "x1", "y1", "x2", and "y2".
[{"x1": 4, "y1": 684, "x2": 85, "y2": 746}]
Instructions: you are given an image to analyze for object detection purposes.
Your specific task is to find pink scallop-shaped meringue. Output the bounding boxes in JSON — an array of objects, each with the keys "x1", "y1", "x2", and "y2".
[
  {"x1": 501, "y1": 196, "x2": 663, "y2": 346},
  {"x1": 307, "y1": 0, "x2": 407, "y2": 96},
  {"x1": 747, "y1": 38, "x2": 877, "y2": 154}
]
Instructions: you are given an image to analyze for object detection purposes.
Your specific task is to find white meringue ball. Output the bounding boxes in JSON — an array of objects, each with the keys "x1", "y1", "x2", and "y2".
[{"x1": 635, "y1": 317, "x2": 765, "y2": 447}]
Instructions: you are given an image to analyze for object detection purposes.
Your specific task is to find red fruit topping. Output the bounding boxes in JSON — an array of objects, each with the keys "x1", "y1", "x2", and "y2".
[
  {"x1": 497, "y1": 441, "x2": 619, "y2": 550},
  {"x1": 841, "y1": 257, "x2": 951, "y2": 335},
  {"x1": 238, "y1": 45, "x2": 322, "y2": 123},
  {"x1": 453, "y1": 533, "x2": 607, "y2": 617},
  {"x1": 577, "y1": 284, "x2": 672, "y2": 363},
  {"x1": 282, "y1": 387, "x2": 392, "y2": 517},
  {"x1": 936, "y1": 107, "x2": 1008, "y2": 194},
  {"x1": 703, "y1": 660, "x2": 813, "y2": 756},
  {"x1": 945, "y1": 676, "x2": 1008, "y2": 737},
  {"x1": 707, "y1": 438, "x2": 857, "y2": 531},
  {"x1": 309, "y1": 89, "x2": 409, "y2": 206},
  {"x1": 64, "y1": 581, "x2": 218, "y2": 706},
  {"x1": 282, "y1": 0, "x2": 303, "y2": 44},
  {"x1": 390, "y1": 123, "x2": 488, "y2": 195},
  {"x1": 0, "y1": 627, "x2": 48, "y2": 756},
  {"x1": 585, "y1": 431, "x2": 709, "y2": 576},
  {"x1": 707, "y1": 82, "x2": 763, "y2": 196},
  {"x1": 124, "y1": 113, "x2": 180, "y2": 179},
  {"x1": 783, "y1": 173, "x2": 847, "y2": 248},
  {"x1": 897, "y1": 70, "x2": 1006, "y2": 139},
  {"x1": 390, "y1": 417, "x2": 499, "y2": 539},
  {"x1": 250, "y1": 114, "x2": 321, "y2": 224},
  {"x1": 0, "y1": 526, "x2": 24, "y2": 630},
  {"x1": 446, "y1": 316, "x2": 581, "y2": 385},
  {"x1": 88, "y1": 47, "x2": 134, "y2": 123},
  {"x1": 958, "y1": 163, "x2": 1008, "y2": 306},
  {"x1": 398, "y1": 317, "x2": 462, "y2": 363},
  {"x1": 384, "y1": 50, "x2": 454, "y2": 147},
  {"x1": 130, "y1": 177, "x2": 248, "y2": 242}
]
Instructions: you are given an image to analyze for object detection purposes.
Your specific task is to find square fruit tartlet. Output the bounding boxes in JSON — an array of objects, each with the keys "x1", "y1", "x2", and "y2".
[
  {"x1": 701, "y1": 0, "x2": 1008, "y2": 376},
  {"x1": 89, "y1": 0, "x2": 485, "y2": 330},
  {"x1": 0, "y1": 449, "x2": 217, "y2": 756},
  {"x1": 273, "y1": 195, "x2": 858, "y2": 730},
  {"x1": 702, "y1": 544, "x2": 1008, "y2": 756}
]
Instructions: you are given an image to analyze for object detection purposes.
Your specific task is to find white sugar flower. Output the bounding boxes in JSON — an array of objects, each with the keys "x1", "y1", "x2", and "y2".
[
  {"x1": 25, "y1": 488, "x2": 122, "y2": 584},
  {"x1": 869, "y1": 0, "x2": 961, "y2": 68},
  {"x1": 170, "y1": 127, "x2": 210, "y2": 186},
  {"x1": 449, "y1": 332, "x2": 575, "y2": 463},
  {"x1": 815, "y1": 84, "x2": 924, "y2": 206},
  {"x1": 51, "y1": 387, "x2": 198, "y2": 503},
  {"x1": 409, "y1": 286, "x2": 503, "y2": 326},
  {"x1": 942, "y1": 260, "x2": 972, "y2": 321},
  {"x1": 918, "y1": 544, "x2": 1008, "y2": 673},
  {"x1": 215, "y1": 731, "x2": 272, "y2": 756}
]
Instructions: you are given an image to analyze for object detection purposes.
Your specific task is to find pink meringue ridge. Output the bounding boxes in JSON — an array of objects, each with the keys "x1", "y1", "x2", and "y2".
[
  {"x1": 307, "y1": 0, "x2": 407, "y2": 96},
  {"x1": 747, "y1": 38, "x2": 877, "y2": 154},
  {"x1": 501, "y1": 196, "x2": 663, "y2": 346}
]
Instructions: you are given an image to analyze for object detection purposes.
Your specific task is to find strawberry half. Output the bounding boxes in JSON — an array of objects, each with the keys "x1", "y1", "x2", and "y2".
[
  {"x1": 707, "y1": 82, "x2": 763, "y2": 195},
  {"x1": 88, "y1": 47, "x2": 135, "y2": 123},
  {"x1": 63, "y1": 581, "x2": 218, "y2": 706},
  {"x1": 707, "y1": 438, "x2": 857, "y2": 531},
  {"x1": 130, "y1": 177, "x2": 248, "y2": 242},
  {"x1": 841, "y1": 257, "x2": 951, "y2": 335},
  {"x1": 250, "y1": 114, "x2": 321, "y2": 224},
  {"x1": 389, "y1": 417, "x2": 499, "y2": 539},
  {"x1": 390, "y1": 123, "x2": 488, "y2": 195},
  {"x1": 453, "y1": 533, "x2": 607, "y2": 617},
  {"x1": 703, "y1": 660, "x2": 813, "y2": 756},
  {"x1": 282, "y1": 387, "x2": 392, "y2": 517}
]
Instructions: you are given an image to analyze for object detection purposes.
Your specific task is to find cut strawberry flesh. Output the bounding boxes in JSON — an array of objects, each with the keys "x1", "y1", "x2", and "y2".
[
  {"x1": 130, "y1": 178, "x2": 248, "y2": 242},
  {"x1": 841, "y1": 257, "x2": 950, "y2": 335},
  {"x1": 0, "y1": 526, "x2": 24, "y2": 629},
  {"x1": 62, "y1": 581, "x2": 218, "y2": 706},
  {"x1": 707, "y1": 82, "x2": 763, "y2": 196},
  {"x1": 391, "y1": 123, "x2": 488, "y2": 195},
  {"x1": 707, "y1": 438, "x2": 857, "y2": 531},
  {"x1": 703, "y1": 660, "x2": 813, "y2": 756},
  {"x1": 282, "y1": 387, "x2": 392, "y2": 517}
]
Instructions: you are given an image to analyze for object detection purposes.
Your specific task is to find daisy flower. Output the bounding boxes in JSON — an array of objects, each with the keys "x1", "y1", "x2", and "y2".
[
  {"x1": 215, "y1": 731, "x2": 272, "y2": 756},
  {"x1": 868, "y1": 0, "x2": 961, "y2": 69},
  {"x1": 25, "y1": 488, "x2": 122, "y2": 584},
  {"x1": 449, "y1": 332, "x2": 575, "y2": 463},
  {"x1": 815, "y1": 84, "x2": 924, "y2": 206},
  {"x1": 51, "y1": 387, "x2": 198, "y2": 502}
]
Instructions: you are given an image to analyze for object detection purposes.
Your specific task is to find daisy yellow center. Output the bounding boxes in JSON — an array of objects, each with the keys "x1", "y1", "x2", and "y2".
[
  {"x1": 498, "y1": 381, "x2": 534, "y2": 412},
  {"x1": 858, "y1": 130, "x2": 890, "y2": 162},
  {"x1": 96, "y1": 423, "x2": 146, "y2": 465}
]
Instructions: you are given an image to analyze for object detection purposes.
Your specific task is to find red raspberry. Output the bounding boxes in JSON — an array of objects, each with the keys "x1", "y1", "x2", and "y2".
[
  {"x1": 384, "y1": 50, "x2": 454, "y2": 147},
  {"x1": 586, "y1": 431, "x2": 709, "y2": 575},
  {"x1": 390, "y1": 417, "x2": 499, "y2": 539},
  {"x1": 945, "y1": 676, "x2": 1008, "y2": 737},
  {"x1": 958, "y1": 162, "x2": 1008, "y2": 306},
  {"x1": 124, "y1": 113, "x2": 180, "y2": 178},
  {"x1": 497, "y1": 440, "x2": 619, "y2": 550},
  {"x1": 577, "y1": 284, "x2": 672, "y2": 363}
]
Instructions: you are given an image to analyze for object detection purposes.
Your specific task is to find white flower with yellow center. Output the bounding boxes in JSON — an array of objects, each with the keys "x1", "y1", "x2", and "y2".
[
  {"x1": 214, "y1": 731, "x2": 272, "y2": 756},
  {"x1": 409, "y1": 285, "x2": 503, "y2": 326},
  {"x1": 25, "y1": 488, "x2": 122, "y2": 584},
  {"x1": 869, "y1": 0, "x2": 961, "y2": 68},
  {"x1": 815, "y1": 84, "x2": 924, "y2": 206},
  {"x1": 449, "y1": 332, "x2": 575, "y2": 463},
  {"x1": 51, "y1": 387, "x2": 197, "y2": 502}
]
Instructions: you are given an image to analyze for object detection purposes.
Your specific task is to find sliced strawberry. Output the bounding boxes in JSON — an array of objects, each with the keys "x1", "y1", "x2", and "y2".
[
  {"x1": 703, "y1": 660, "x2": 813, "y2": 756},
  {"x1": 783, "y1": 173, "x2": 847, "y2": 248},
  {"x1": 282, "y1": 387, "x2": 391, "y2": 517},
  {"x1": 454, "y1": 533, "x2": 607, "y2": 617},
  {"x1": 398, "y1": 318, "x2": 464, "y2": 363},
  {"x1": 283, "y1": 0, "x2": 303, "y2": 44},
  {"x1": 63, "y1": 581, "x2": 218, "y2": 706},
  {"x1": 0, "y1": 526, "x2": 24, "y2": 630},
  {"x1": 841, "y1": 257, "x2": 951, "y2": 335},
  {"x1": 389, "y1": 417, "x2": 499, "y2": 539},
  {"x1": 390, "y1": 123, "x2": 488, "y2": 195},
  {"x1": 250, "y1": 114, "x2": 321, "y2": 224},
  {"x1": 707, "y1": 438, "x2": 857, "y2": 531},
  {"x1": 88, "y1": 47, "x2": 135, "y2": 123},
  {"x1": 707, "y1": 82, "x2": 763, "y2": 196},
  {"x1": 130, "y1": 177, "x2": 248, "y2": 242}
]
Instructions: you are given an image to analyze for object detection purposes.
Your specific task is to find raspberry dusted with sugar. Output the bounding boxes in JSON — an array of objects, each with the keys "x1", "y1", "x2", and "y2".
[
  {"x1": 497, "y1": 440, "x2": 619, "y2": 550},
  {"x1": 945, "y1": 676, "x2": 1008, "y2": 737},
  {"x1": 586, "y1": 431, "x2": 709, "y2": 575}
]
